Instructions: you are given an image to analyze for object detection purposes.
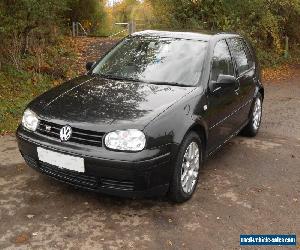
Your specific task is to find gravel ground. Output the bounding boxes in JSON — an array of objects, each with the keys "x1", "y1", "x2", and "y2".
[{"x1": 0, "y1": 42, "x2": 299, "y2": 249}]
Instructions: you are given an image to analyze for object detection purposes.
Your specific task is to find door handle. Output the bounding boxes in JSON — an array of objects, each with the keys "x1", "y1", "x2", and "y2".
[{"x1": 234, "y1": 80, "x2": 241, "y2": 95}]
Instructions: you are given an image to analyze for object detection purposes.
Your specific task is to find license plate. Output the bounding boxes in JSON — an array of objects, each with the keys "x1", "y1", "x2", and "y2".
[{"x1": 37, "y1": 147, "x2": 85, "y2": 173}]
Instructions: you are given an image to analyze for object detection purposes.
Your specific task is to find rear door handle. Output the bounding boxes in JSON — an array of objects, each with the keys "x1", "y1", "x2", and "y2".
[
  {"x1": 234, "y1": 80, "x2": 241, "y2": 95},
  {"x1": 234, "y1": 87, "x2": 240, "y2": 95}
]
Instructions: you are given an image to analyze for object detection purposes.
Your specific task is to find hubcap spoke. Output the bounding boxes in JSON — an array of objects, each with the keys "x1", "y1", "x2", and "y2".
[
  {"x1": 187, "y1": 178, "x2": 193, "y2": 193},
  {"x1": 182, "y1": 173, "x2": 189, "y2": 187}
]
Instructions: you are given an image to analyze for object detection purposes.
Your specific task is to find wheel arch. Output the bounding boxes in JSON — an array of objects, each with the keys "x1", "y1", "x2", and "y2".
[
  {"x1": 184, "y1": 121, "x2": 208, "y2": 155},
  {"x1": 259, "y1": 86, "x2": 264, "y2": 101},
  {"x1": 254, "y1": 80, "x2": 264, "y2": 102}
]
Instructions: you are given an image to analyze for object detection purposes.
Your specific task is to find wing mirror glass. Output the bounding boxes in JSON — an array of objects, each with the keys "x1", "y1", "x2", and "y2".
[{"x1": 86, "y1": 61, "x2": 96, "y2": 71}]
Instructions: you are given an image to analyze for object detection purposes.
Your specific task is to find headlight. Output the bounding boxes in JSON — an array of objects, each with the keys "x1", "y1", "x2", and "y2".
[
  {"x1": 104, "y1": 129, "x2": 146, "y2": 151},
  {"x1": 22, "y1": 109, "x2": 39, "y2": 131}
]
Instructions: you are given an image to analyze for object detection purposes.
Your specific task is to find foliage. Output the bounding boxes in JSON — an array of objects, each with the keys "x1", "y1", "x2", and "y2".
[
  {"x1": 145, "y1": 0, "x2": 300, "y2": 66},
  {"x1": 111, "y1": 0, "x2": 139, "y2": 22},
  {"x1": 0, "y1": 65, "x2": 53, "y2": 134},
  {"x1": 0, "y1": 0, "x2": 80, "y2": 134},
  {"x1": 66, "y1": 0, "x2": 108, "y2": 35},
  {"x1": 107, "y1": 0, "x2": 154, "y2": 35},
  {"x1": 108, "y1": 0, "x2": 300, "y2": 65},
  {"x1": 0, "y1": 0, "x2": 68, "y2": 56},
  {"x1": 0, "y1": 36, "x2": 78, "y2": 134}
]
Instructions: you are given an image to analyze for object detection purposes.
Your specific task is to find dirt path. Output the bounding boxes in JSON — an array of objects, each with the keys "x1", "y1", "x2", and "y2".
[
  {"x1": 0, "y1": 39, "x2": 299, "y2": 249},
  {"x1": 73, "y1": 37, "x2": 118, "y2": 74}
]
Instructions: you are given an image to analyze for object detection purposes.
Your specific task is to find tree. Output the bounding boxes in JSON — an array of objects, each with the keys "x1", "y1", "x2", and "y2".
[
  {"x1": 0, "y1": 0, "x2": 67, "y2": 54},
  {"x1": 66, "y1": 0, "x2": 107, "y2": 34},
  {"x1": 146, "y1": 0, "x2": 300, "y2": 63},
  {"x1": 111, "y1": 0, "x2": 140, "y2": 23}
]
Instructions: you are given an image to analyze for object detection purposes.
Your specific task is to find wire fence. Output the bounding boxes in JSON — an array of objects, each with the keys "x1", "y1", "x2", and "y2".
[{"x1": 71, "y1": 20, "x2": 149, "y2": 39}]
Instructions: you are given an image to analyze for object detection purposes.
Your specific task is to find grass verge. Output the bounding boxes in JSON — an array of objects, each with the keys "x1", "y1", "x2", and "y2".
[{"x1": 0, "y1": 38, "x2": 77, "y2": 135}]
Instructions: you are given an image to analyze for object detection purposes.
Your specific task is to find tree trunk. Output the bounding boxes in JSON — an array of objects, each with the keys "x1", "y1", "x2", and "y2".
[{"x1": 21, "y1": 26, "x2": 35, "y2": 55}]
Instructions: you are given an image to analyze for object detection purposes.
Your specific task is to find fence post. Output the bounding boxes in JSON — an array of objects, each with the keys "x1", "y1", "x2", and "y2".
[
  {"x1": 76, "y1": 22, "x2": 79, "y2": 37},
  {"x1": 284, "y1": 36, "x2": 289, "y2": 59},
  {"x1": 72, "y1": 22, "x2": 76, "y2": 37},
  {"x1": 128, "y1": 21, "x2": 136, "y2": 35}
]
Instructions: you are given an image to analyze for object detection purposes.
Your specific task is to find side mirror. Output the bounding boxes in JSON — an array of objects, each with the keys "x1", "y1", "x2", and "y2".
[
  {"x1": 210, "y1": 74, "x2": 237, "y2": 93},
  {"x1": 86, "y1": 61, "x2": 96, "y2": 71}
]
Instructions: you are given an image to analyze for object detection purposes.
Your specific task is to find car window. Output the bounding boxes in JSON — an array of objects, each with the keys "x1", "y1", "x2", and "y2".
[
  {"x1": 228, "y1": 38, "x2": 252, "y2": 75},
  {"x1": 210, "y1": 40, "x2": 234, "y2": 82},
  {"x1": 92, "y1": 36, "x2": 208, "y2": 86},
  {"x1": 243, "y1": 41, "x2": 254, "y2": 69}
]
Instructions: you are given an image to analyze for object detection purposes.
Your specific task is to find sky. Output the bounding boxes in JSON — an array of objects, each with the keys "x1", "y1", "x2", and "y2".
[
  {"x1": 107, "y1": 0, "x2": 122, "y2": 6},
  {"x1": 107, "y1": 0, "x2": 142, "y2": 6}
]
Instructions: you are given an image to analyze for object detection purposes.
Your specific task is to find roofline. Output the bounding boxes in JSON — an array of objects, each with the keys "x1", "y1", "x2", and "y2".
[{"x1": 131, "y1": 30, "x2": 241, "y2": 41}]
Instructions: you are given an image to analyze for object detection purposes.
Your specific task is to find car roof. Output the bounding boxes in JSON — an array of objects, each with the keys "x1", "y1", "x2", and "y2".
[{"x1": 131, "y1": 30, "x2": 239, "y2": 41}]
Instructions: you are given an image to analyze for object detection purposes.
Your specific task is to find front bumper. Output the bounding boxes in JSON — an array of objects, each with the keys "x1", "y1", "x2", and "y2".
[{"x1": 16, "y1": 126, "x2": 178, "y2": 198}]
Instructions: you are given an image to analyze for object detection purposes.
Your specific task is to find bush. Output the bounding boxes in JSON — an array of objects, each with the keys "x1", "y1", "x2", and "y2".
[
  {"x1": 66, "y1": 0, "x2": 108, "y2": 36},
  {"x1": 0, "y1": 0, "x2": 108, "y2": 134},
  {"x1": 0, "y1": 37, "x2": 77, "y2": 134},
  {"x1": 146, "y1": 0, "x2": 300, "y2": 66}
]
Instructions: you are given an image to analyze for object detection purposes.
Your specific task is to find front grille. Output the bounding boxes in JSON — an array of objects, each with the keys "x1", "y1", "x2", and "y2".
[
  {"x1": 22, "y1": 154, "x2": 135, "y2": 192},
  {"x1": 39, "y1": 161, "x2": 98, "y2": 189},
  {"x1": 37, "y1": 120, "x2": 104, "y2": 147},
  {"x1": 101, "y1": 178, "x2": 134, "y2": 191}
]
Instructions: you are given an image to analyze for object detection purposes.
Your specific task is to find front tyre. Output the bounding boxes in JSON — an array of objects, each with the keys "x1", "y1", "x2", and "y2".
[
  {"x1": 169, "y1": 132, "x2": 203, "y2": 203},
  {"x1": 241, "y1": 93, "x2": 263, "y2": 137}
]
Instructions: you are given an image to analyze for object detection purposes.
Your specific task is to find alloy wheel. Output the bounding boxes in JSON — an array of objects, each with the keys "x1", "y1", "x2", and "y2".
[
  {"x1": 252, "y1": 98, "x2": 262, "y2": 130},
  {"x1": 181, "y1": 142, "x2": 200, "y2": 194}
]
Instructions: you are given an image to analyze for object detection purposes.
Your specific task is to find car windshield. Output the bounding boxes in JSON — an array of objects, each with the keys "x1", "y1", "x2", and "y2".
[{"x1": 92, "y1": 36, "x2": 208, "y2": 86}]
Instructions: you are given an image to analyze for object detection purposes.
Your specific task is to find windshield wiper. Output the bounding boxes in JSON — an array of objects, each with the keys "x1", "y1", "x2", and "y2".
[
  {"x1": 91, "y1": 73, "x2": 192, "y2": 87},
  {"x1": 148, "y1": 81, "x2": 193, "y2": 87},
  {"x1": 93, "y1": 73, "x2": 142, "y2": 83}
]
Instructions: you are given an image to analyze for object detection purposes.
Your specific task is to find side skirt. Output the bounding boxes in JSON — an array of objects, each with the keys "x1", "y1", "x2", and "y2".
[{"x1": 205, "y1": 119, "x2": 249, "y2": 160}]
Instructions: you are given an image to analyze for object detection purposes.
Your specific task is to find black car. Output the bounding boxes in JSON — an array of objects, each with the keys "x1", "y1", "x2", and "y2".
[{"x1": 17, "y1": 30, "x2": 264, "y2": 203}]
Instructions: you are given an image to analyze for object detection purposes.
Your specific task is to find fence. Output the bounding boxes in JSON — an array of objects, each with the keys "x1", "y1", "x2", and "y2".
[
  {"x1": 109, "y1": 21, "x2": 136, "y2": 38},
  {"x1": 72, "y1": 22, "x2": 88, "y2": 37},
  {"x1": 72, "y1": 20, "x2": 145, "y2": 38}
]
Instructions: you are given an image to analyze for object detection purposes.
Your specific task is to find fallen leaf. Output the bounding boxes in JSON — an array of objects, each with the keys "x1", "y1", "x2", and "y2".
[{"x1": 15, "y1": 233, "x2": 30, "y2": 244}]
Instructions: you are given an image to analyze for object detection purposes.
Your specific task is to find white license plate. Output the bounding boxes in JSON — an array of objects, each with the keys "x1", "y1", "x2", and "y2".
[{"x1": 37, "y1": 147, "x2": 85, "y2": 173}]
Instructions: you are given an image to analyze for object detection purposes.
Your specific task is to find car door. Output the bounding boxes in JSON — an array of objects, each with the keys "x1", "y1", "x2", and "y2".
[
  {"x1": 206, "y1": 40, "x2": 240, "y2": 152},
  {"x1": 227, "y1": 38, "x2": 256, "y2": 124}
]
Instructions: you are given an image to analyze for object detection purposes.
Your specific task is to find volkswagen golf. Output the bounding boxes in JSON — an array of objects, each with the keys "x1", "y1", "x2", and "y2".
[{"x1": 17, "y1": 30, "x2": 264, "y2": 203}]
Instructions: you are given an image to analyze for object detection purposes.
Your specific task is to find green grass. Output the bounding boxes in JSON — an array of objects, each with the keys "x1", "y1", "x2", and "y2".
[
  {"x1": 0, "y1": 37, "x2": 78, "y2": 135},
  {"x1": 0, "y1": 65, "x2": 56, "y2": 134}
]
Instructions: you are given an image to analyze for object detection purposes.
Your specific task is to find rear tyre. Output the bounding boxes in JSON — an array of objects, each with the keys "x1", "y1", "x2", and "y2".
[
  {"x1": 169, "y1": 132, "x2": 203, "y2": 203},
  {"x1": 241, "y1": 93, "x2": 263, "y2": 137}
]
